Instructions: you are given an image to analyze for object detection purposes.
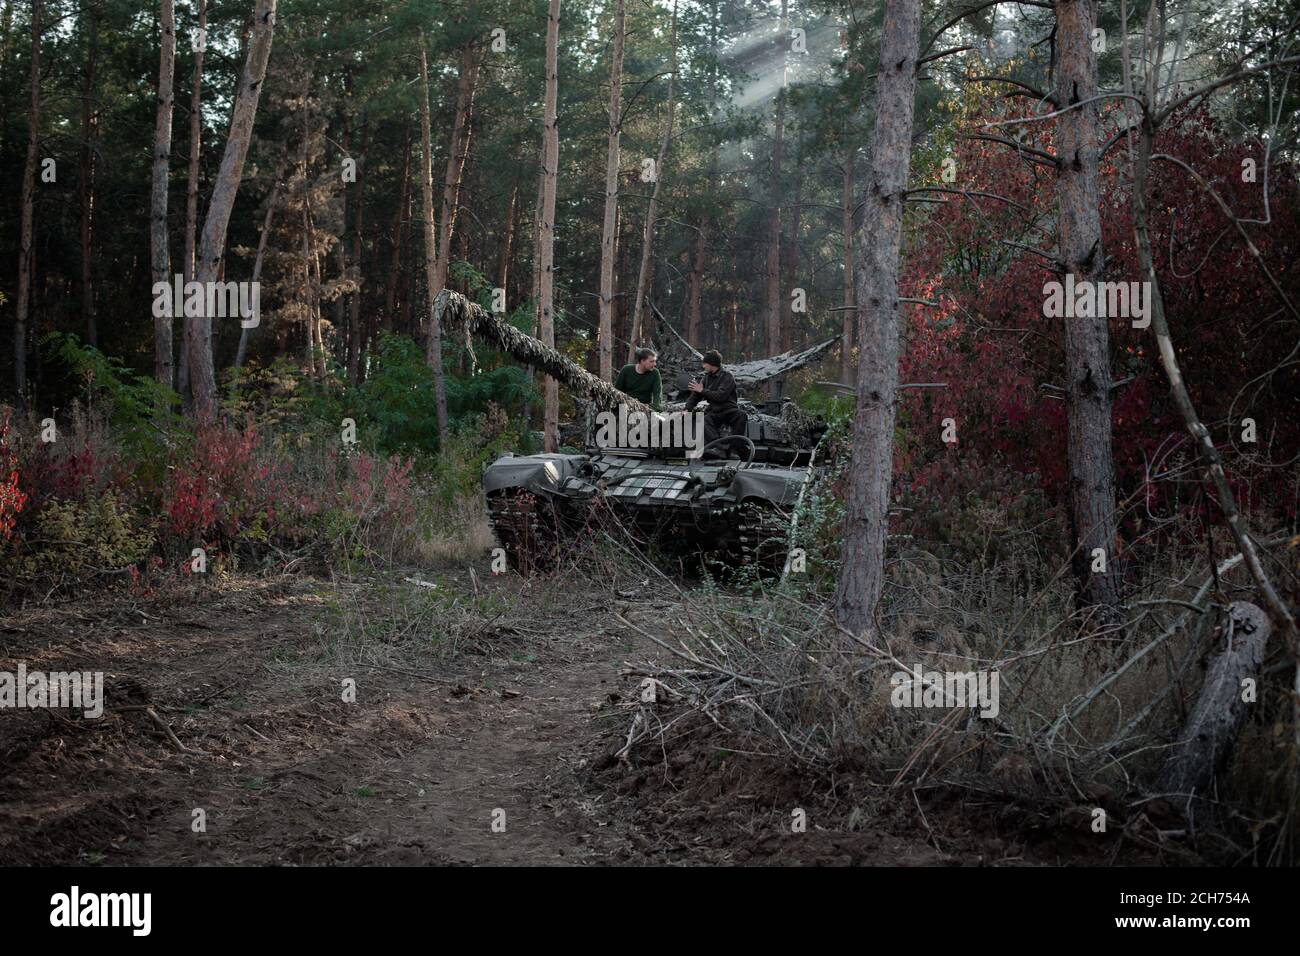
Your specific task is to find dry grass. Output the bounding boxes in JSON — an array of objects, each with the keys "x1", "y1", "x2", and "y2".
[{"x1": 610, "y1": 532, "x2": 1300, "y2": 864}]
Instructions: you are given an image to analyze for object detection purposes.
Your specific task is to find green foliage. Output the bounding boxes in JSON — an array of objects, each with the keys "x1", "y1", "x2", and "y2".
[
  {"x1": 223, "y1": 358, "x2": 313, "y2": 430},
  {"x1": 261, "y1": 332, "x2": 536, "y2": 465},
  {"x1": 795, "y1": 384, "x2": 854, "y2": 425},
  {"x1": 11, "y1": 491, "x2": 154, "y2": 579},
  {"x1": 42, "y1": 333, "x2": 184, "y2": 452}
]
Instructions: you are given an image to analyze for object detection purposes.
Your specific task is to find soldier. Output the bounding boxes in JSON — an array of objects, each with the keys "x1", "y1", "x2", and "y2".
[
  {"x1": 613, "y1": 347, "x2": 664, "y2": 410},
  {"x1": 685, "y1": 350, "x2": 747, "y2": 446}
]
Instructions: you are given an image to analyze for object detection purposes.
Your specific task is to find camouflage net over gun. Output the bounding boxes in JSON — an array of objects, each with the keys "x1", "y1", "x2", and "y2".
[{"x1": 435, "y1": 289, "x2": 649, "y2": 416}]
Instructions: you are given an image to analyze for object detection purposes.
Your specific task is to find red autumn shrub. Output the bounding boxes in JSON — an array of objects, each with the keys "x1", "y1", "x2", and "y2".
[{"x1": 0, "y1": 409, "x2": 27, "y2": 541}]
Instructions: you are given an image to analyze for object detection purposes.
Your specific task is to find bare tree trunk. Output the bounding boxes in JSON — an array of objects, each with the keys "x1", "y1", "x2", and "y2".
[
  {"x1": 537, "y1": 0, "x2": 562, "y2": 450},
  {"x1": 302, "y1": 202, "x2": 319, "y2": 376},
  {"x1": 1054, "y1": 0, "x2": 1121, "y2": 619},
  {"x1": 613, "y1": 206, "x2": 626, "y2": 350},
  {"x1": 431, "y1": 45, "x2": 480, "y2": 302},
  {"x1": 840, "y1": 147, "x2": 855, "y2": 384},
  {"x1": 0, "y1": 1, "x2": 12, "y2": 81},
  {"x1": 346, "y1": 122, "x2": 368, "y2": 385},
  {"x1": 385, "y1": 125, "x2": 411, "y2": 331},
  {"x1": 233, "y1": 183, "x2": 276, "y2": 370},
  {"x1": 150, "y1": 0, "x2": 175, "y2": 389},
  {"x1": 334, "y1": 115, "x2": 349, "y2": 371},
  {"x1": 684, "y1": 223, "x2": 707, "y2": 345},
  {"x1": 418, "y1": 36, "x2": 450, "y2": 448},
  {"x1": 189, "y1": 0, "x2": 277, "y2": 421},
  {"x1": 1130, "y1": 122, "x2": 1300, "y2": 747},
  {"x1": 832, "y1": 0, "x2": 922, "y2": 638},
  {"x1": 782, "y1": 133, "x2": 802, "y2": 356},
  {"x1": 598, "y1": 0, "x2": 625, "y2": 380},
  {"x1": 80, "y1": 2, "x2": 98, "y2": 347},
  {"x1": 764, "y1": 0, "x2": 787, "y2": 397},
  {"x1": 184, "y1": 0, "x2": 206, "y2": 287},
  {"x1": 497, "y1": 178, "x2": 518, "y2": 293},
  {"x1": 1158, "y1": 602, "x2": 1271, "y2": 797},
  {"x1": 627, "y1": 0, "x2": 676, "y2": 362},
  {"x1": 14, "y1": 0, "x2": 42, "y2": 406}
]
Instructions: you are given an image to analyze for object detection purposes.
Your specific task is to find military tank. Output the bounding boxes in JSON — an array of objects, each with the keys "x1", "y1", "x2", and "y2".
[{"x1": 435, "y1": 290, "x2": 834, "y2": 574}]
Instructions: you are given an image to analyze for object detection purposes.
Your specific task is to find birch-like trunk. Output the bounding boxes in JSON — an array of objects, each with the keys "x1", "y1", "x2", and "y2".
[
  {"x1": 418, "y1": 37, "x2": 450, "y2": 448},
  {"x1": 150, "y1": 0, "x2": 175, "y2": 389},
  {"x1": 1054, "y1": 0, "x2": 1121, "y2": 619},
  {"x1": 184, "y1": 0, "x2": 206, "y2": 286},
  {"x1": 189, "y1": 0, "x2": 277, "y2": 421},
  {"x1": 597, "y1": 0, "x2": 625, "y2": 381},
  {"x1": 764, "y1": 0, "x2": 787, "y2": 396},
  {"x1": 832, "y1": 0, "x2": 921, "y2": 638},
  {"x1": 430, "y1": 44, "x2": 480, "y2": 319},
  {"x1": 627, "y1": 1, "x2": 676, "y2": 362}
]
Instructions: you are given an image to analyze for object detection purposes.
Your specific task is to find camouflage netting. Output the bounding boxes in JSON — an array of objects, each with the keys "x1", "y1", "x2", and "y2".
[
  {"x1": 437, "y1": 289, "x2": 827, "y2": 453},
  {"x1": 436, "y1": 289, "x2": 649, "y2": 416},
  {"x1": 774, "y1": 400, "x2": 822, "y2": 449},
  {"x1": 649, "y1": 303, "x2": 838, "y2": 399}
]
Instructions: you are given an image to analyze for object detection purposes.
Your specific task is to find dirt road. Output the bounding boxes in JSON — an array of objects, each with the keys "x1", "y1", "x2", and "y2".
[{"x1": 1, "y1": 571, "x2": 653, "y2": 865}]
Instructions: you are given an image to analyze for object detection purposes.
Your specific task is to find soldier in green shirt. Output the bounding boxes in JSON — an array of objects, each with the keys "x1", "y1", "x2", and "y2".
[{"x1": 613, "y1": 348, "x2": 663, "y2": 410}]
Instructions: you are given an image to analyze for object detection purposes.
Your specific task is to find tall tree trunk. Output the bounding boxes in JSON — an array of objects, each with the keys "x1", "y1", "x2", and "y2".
[
  {"x1": 0, "y1": 1, "x2": 13, "y2": 82},
  {"x1": 627, "y1": 0, "x2": 677, "y2": 362},
  {"x1": 431, "y1": 45, "x2": 479, "y2": 304},
  {"x1": 613, "y1": 206, "x2": 627, "y2": 353},
  {"x1": 418, "y1": 36, "x2": 450, "y2": 448},
  {"x1": 189, "y1": 0, "x2": 277, "y2": 421},
  {"x1": 150, "y1": 0, "x2": 175, "y2": 389},
  {"x1": 840, "y1": 146, "x2": 855, "y2": 383},
  {"x1": 597, "y1": 0, "x2": 625, "y2": 380},
  {"x1": 497, "y1": 177, "x2": 518, "y2": 293},
  {"x1": 537, "y1": 0, "x2": 562, "y2": 450},
  {"x1": 233, "y1": 182, "x2": 276, "y2": 370},
  {"x1": 764, "y1": 0, "x2": 787, "y2": 396},
  {"x1": 1054, "y1": 0, "x2": 1121, "y2": 618},
  {"x1": 14, "y1": 0, "x2": 40, "y2": 405},
  {"x1": 385, "y1": 125, "x2": 411, "y2": 331},
  {"x1": 684, "y1": 223, "x2": 707, "y2": 345},
  {"x1": 334, "y1": 113, "x2": 349, "y2": 370},
  {"x1": 80, "y1": 2, "x2": 98, "y2": 347},
  {"x1": 302, "y1": 201, "x2": 319, "y2": 376},
  {"x1": 184, "y1": 0, "x2": 206, "y2": 286},
  {"x1": 347, "y1": 121, "x2": 368, "y2": 385},
  {"x1": 782, "y1": 131, "x2": 802, "y2": 354},
  {"x1": 832, "y1": 0, "x2": 921, "y2": 638}
]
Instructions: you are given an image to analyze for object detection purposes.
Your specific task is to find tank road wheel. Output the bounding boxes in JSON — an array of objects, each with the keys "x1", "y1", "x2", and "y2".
[
  {"x1": 487, "y1": 490, "x2": 561, "y2": 574},
  {"x1": 734, "y1": 500, "x2": 790, "y2": 579}
]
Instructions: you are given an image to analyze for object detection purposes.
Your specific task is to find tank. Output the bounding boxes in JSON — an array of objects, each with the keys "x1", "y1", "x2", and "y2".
[{"x1": 435, "y1": 290, "x2": 832, "y2": 574}]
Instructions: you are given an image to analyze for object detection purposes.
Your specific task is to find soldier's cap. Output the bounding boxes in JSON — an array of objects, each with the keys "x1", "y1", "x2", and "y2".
[{"x1": 702, "y1": 350, "x2": 723, "y2": 367}]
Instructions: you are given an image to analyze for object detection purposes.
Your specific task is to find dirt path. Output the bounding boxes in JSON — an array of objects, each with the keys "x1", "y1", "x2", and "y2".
[
  {"x1": 2, "y1": 570, "x2": 1123, "y2": 867},
  {"x1": 1, "y1": 572, "x2": 648, "y2": 866}
]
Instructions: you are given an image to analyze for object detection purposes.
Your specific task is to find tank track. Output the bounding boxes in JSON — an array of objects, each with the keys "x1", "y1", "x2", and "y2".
[
  {"x1": 487, "y1": 490, "x2": 560, "y2": 572},
  {"x1": 730, "y1": 501, "x2": 790, "y2": 577}
]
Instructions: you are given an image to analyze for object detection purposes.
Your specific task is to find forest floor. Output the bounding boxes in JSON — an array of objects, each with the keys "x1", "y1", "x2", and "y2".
[{"x1": 0, "y1": 555, "x2": 1160, "y2": 866}]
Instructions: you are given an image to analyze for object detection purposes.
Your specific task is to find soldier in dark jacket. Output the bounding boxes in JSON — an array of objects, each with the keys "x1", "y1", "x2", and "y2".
[{"x1": 685, "y1": 350, "x2": 747, "y2": 446}]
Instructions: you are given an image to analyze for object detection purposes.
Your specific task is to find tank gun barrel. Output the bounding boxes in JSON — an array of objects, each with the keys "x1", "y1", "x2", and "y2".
[{"x1": 436, "y1": 289, "x2": 649, "y2": 413}]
